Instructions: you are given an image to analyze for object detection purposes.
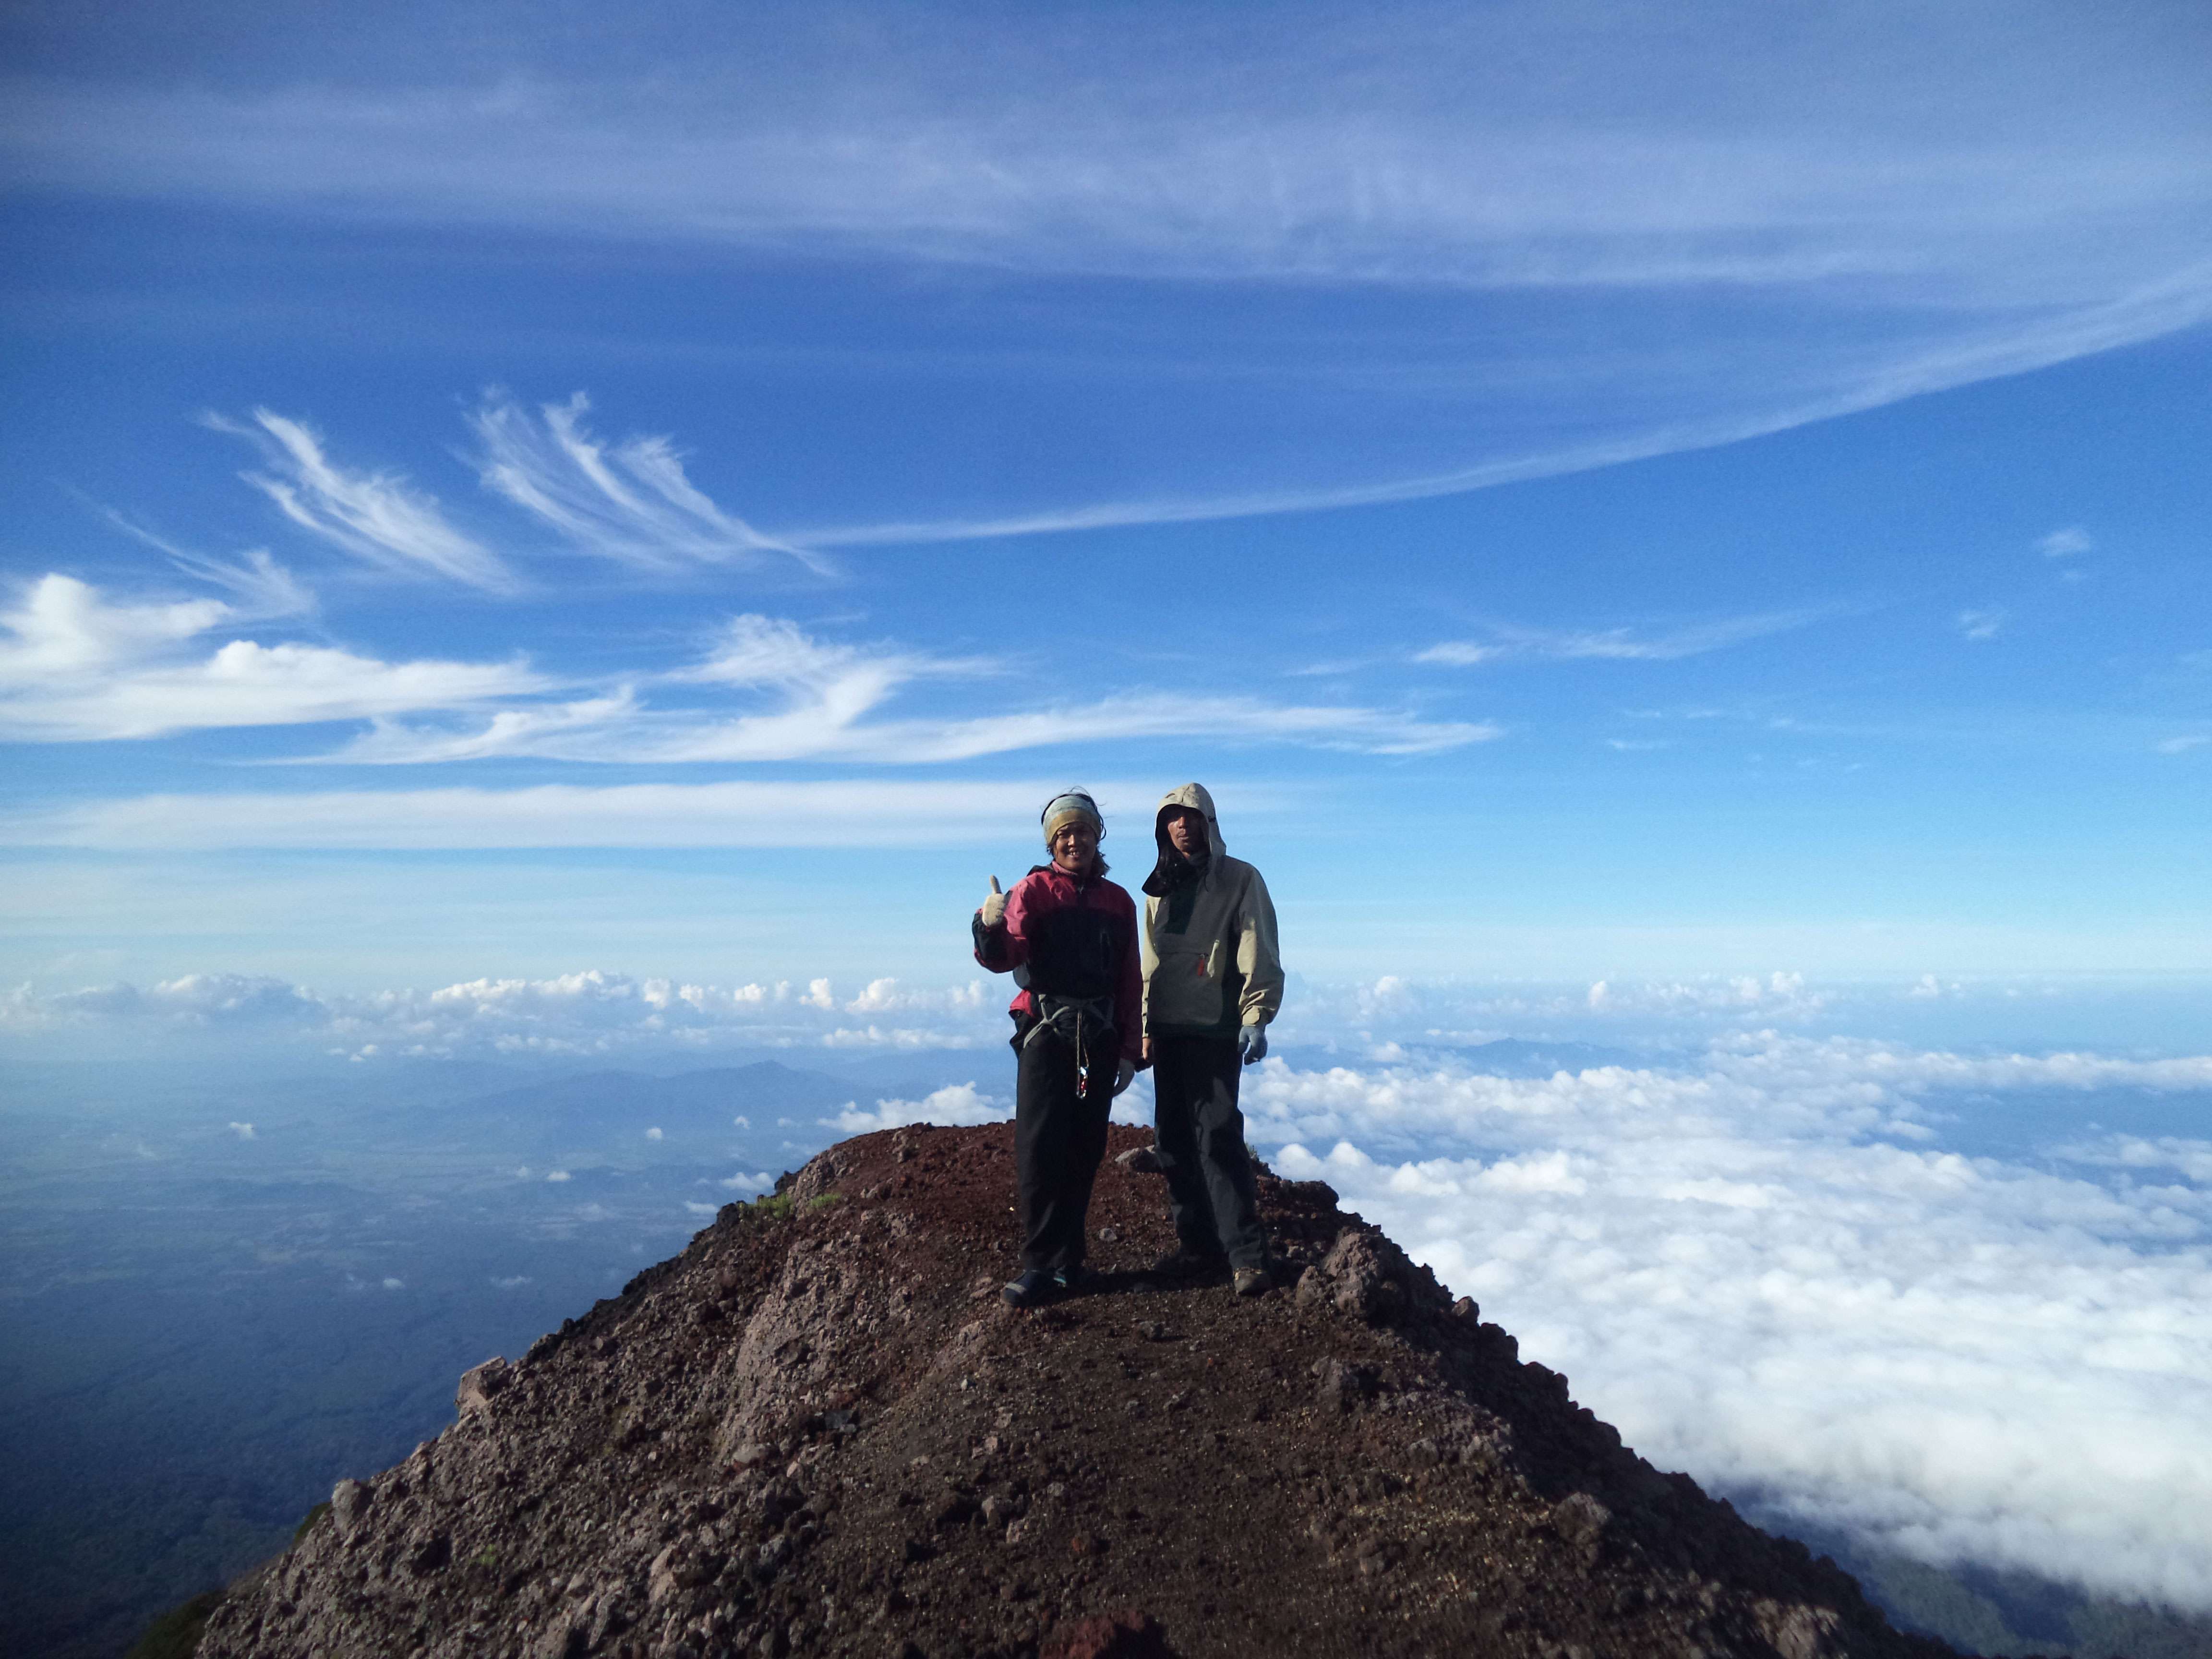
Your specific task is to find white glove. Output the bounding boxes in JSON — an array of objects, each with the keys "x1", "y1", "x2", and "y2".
[
  {"x1": 1113, "y1": 1058, "x2": 1136, "y2": 1096},
  {"x1": 979, "y1": 875, "x2": 1006, "y2": 928},
  {"x1": 1238, "y1": 1024, "x2": 1268, "y2": 1066}
]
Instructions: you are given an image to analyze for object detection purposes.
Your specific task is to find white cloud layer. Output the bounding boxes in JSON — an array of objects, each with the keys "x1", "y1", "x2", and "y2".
[
  {"x1": 11, "y1": 972, "x2": 331, "y2": 1027},
  {"x1": 0, "y1": 573, "x2": 546, "y2": 741},
  {"x1": 8, "y1": 954, "x2": 2206, "y2": 1604},
  {"x1": 832, "y1": 1081, "x2": 1011, "y2": 1133},
  {"x1": 1241, "y1": 1047, "x2": 2212, "y2": 1609},
  {"x1": 1587, "y1": 972, "x2": 1827, "y2": 1018},
  {"x1": 1285, "y1": 971, "x2": 1848, "y2": 1041},
  {"x1": 0, "y1": 967, "x2": 1009, "y2": 1057}
]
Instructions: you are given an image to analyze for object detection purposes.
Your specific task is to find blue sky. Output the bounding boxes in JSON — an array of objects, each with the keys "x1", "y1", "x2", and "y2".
[
  {"x1": 8, "y1": 4, "x2": 2212, "y2": 1616},
  {"x1": 4, "y1": 0, "x2": 2212, "y2": 1006}
]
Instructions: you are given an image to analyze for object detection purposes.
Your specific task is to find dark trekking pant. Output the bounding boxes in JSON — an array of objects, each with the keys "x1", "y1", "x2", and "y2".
[
  {"x1": 1014, "y1": 1027, "x2": 1113, "y2": 1274},
  {"x1": 1151, "y1": 1034, "x2": 1266, "y2": 1269}
]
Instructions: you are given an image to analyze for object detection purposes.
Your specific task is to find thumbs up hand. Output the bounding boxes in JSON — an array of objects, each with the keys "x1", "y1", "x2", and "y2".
[{"x1": 979, "y1": 875, "x2": 1007, "y2": 928}]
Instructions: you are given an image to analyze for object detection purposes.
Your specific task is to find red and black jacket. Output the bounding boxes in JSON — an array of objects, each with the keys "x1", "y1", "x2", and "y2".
[{"x1": 973, "y1": 863, "x2": 1143, "y2": 1066}]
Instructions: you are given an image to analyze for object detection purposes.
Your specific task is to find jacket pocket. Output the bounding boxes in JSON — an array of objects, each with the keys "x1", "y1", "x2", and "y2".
[
  {"x1": 1149, "y1": 947, "x2": 1219, "y2": 1027},
  {"x1": 1156, "y1": 941, "x2": 1210, "y2": 981}
]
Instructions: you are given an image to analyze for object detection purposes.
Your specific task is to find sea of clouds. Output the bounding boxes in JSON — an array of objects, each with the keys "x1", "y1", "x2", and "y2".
[
  {"x1": 1238, "y1": 1046, "x2": 2212, "y2": 1610},
  {"x1": 841, "y1": 1034, "x2": 2212, "y2": 1610},
  {"x1": 833, "y1": 990, "x2": 2212, "y2": 1612},
  {"x1": 8, "y1": 965, "x2": 2210, "y2": 1607}
]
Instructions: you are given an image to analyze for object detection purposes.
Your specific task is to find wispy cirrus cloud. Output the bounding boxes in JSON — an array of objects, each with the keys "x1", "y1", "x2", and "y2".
[
  {"x1": 0, "y1": 776, "x2": 1187, "y2": 850},
  {"x1": 329, "y1": 613, "x2": 1491, "y2": 764},
  {"x1": 0, "y1": 573, "x2": 546, "y2": 741},
  {"x1": 197, "y1": 397, "x2": 827, "y2": 590},
  {"x1": 9, "y1": 7, "x2": 2206, "y2": 301},
  {"x1": 89, "y1": 505, "x2": 319, "y2": 620},
  {"x1": 0, "y1": 580, "x2": 1482, "y2": 757},
  {"x1": 9, "y1": 6, "x2": 2207, "y2": 543},
  {"x1": 671, "y1": 612, "x2": 981, "y2": 705},
  {"x1": 1958, "y1": 609, "x2": 2006, "y2": 641},
  {"x1": 468, "y1": 392, "x2": 830, "y2": 576},
  {"x1": 312, "y1": 688, "x2": 1490, "y2": 765},
  {"x1": 208, "y1": 409, "x2": 518, "y2": 592},
  {"x1": 326, "y1": 690, "x2": 648, "y2": 765},
  {"x1": 866, "y1": 693, "x2": 1495, "y2": 764},
  {"x1": 1417, "y1": 610, "x2": 1825, "y2": 667},
  {"x1": 741, "y1": 276, "x2": 2212, "y2": 551}
]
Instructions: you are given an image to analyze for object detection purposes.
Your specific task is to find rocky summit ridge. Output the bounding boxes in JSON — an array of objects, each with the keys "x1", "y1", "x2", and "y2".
[{"x1": 191, "y1": 1121, "x2": 1956, "y2": 1659}]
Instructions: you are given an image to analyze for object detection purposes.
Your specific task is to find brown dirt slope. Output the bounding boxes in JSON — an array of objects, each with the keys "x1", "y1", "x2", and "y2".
[{"x1": 194, "y1": 1121, "x2": 1959, "y2": 1659}]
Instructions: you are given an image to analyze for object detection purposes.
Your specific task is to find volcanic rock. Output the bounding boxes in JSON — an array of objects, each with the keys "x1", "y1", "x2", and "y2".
[
  {"x1": 457, "y1": 1356, "x2": 511, "y2": 1415},
  {"x1": 192, "y1": 1120, "x2": 1955, "y2": 1659}
]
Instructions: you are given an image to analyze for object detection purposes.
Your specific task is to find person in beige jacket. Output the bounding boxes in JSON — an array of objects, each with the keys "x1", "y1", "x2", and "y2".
[{"x1": 1140, "y1": 782, "x2": 1283, "y2": 1295}]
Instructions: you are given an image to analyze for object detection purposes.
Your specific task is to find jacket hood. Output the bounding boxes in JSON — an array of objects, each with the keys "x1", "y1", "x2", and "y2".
[{"x1": 1154, "y1": 781, "x2": 1227, "y2": 863}]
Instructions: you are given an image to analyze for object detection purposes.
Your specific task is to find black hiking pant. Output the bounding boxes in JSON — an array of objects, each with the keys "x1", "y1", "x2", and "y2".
[
  {"x1": 1014, "y1": 1026, "x2": 1114, "y2": 1274},
  {"x1": 1151, "y1": 1034, "x2": 1266, "y2": 1270}
]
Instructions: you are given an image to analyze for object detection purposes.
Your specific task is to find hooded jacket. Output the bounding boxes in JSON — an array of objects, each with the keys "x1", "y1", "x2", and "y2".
[{"x1": 1140, "y1": 783, "x2": 1283, "y2": 1040}]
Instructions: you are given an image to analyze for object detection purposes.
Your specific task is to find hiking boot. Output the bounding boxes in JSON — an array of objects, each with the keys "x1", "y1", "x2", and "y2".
[
  {"x1": 1150, "y1": 1247, "x2": 1224, "y2": 1280},
  {"x1": 1051, "y1": 1265, "x2": 1097, "y2": 1298},
  {"x1": 1002, "y1": 1269, "x2": 1057, "y2": 1309},
  {"x1": 1233, "y1": 1265, "x2": 1272, "y2": 1298}
]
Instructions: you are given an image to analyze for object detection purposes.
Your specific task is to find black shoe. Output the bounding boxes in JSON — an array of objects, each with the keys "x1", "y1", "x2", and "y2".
[
  {"x1": 1233, "y1": 1264, "x2": 1273, "y2": 1298},
  {"x1": 1151, "y1": 1247, "x2": 1225, "y2": 1280},
  {"x1": 1002, "y1": 1269, "x2": 1057, "y2": 1308}
]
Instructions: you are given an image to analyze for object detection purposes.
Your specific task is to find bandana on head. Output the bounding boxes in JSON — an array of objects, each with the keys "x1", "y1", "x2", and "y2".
[{"x1": 1040, "y1": 789, "x2": 1104, "y2": 844}]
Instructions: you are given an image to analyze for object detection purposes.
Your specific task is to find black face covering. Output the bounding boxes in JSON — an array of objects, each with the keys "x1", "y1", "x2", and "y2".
[{"x1": 1142, "y1": 818, "x2": 1211, "y2": 899}]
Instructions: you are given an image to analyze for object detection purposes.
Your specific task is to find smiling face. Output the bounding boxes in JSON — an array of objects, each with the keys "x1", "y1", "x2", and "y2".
[
  {"x1": 1165, "y1": 807, "x2": 1208, "y2": 858},
  {"x1": 1049, "y1": 818, "x2": 1099, "y2": 876}
]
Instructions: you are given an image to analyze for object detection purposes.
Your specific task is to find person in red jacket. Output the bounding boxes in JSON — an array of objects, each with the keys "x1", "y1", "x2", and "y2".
[{"x1": 973, "y1": 788, "x2": 1143, "y2": 1307}]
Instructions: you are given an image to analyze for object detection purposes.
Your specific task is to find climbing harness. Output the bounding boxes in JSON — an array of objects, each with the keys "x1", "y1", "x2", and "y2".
[{"x1": 1022, "y1": 993, "x2": 1116, "y2": 1099}]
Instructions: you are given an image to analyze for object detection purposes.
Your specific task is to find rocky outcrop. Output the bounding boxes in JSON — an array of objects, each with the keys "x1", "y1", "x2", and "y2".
[{"x1": 192, "y1": 1121, "x2": 1953, "y2": 1659}]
